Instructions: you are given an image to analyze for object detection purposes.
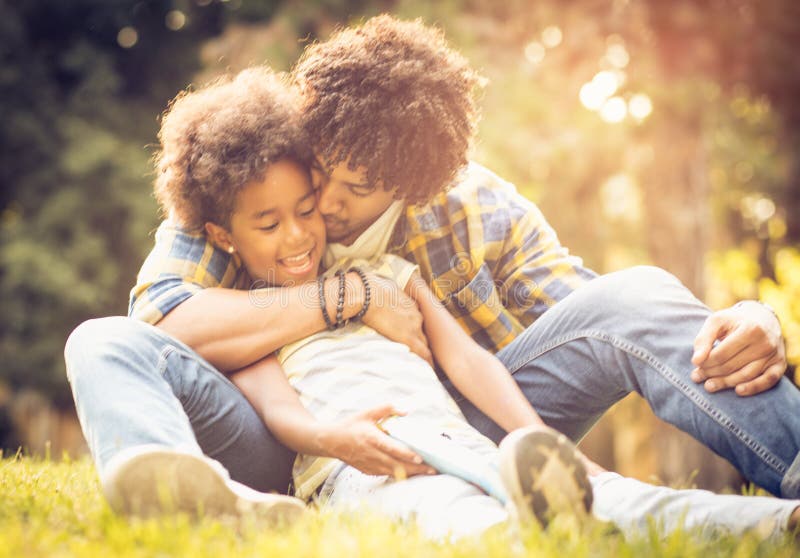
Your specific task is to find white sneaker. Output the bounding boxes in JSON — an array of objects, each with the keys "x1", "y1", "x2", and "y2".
[
  {"x1": 102, "y1": 445, "x2": 305, "y2": 524},
  {"x1": 498, "y1": 425, "x2": 593, "y2": 527}
]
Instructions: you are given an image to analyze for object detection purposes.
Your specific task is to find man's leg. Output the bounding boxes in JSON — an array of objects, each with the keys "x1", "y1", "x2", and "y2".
[
  {"x1": 64, "y1": 316, "x2": 295, "y2": 493},
  {"x1": 452, "y1": 266, "x2": 800, "y2": 498}
]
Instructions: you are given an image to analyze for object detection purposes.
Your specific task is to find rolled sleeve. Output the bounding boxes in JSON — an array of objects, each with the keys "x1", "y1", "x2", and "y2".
[{"x1": 128, "y1": 221, "x2": 241, "y2": 324}]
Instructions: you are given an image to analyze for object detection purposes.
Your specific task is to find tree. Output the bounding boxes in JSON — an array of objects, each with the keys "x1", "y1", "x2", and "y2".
[{"x1": 0, "y1": 0, "x2": 226, "y2": 404}]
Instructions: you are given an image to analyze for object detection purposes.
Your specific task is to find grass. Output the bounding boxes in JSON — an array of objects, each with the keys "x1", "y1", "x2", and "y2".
[{"x1": 1, "y1": 454, "x2": 797, "y2": 558}]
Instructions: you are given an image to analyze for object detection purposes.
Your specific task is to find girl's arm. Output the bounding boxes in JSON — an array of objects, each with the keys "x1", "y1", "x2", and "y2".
[
  {"x1": 230, "y1": 354, "x2": 433, "y2": 477},
  {"x1": 405, "y1": 272, "x2": 544, "y2": 433}
]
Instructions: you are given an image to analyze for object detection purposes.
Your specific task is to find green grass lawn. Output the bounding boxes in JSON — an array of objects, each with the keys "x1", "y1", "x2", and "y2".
[{"x1": 1, "y1": 455, "x2": 797, "y2": 558}]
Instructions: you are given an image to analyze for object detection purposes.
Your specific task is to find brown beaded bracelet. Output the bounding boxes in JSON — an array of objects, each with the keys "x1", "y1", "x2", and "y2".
[
  {"x1": 349, "y1": 267, "x2": 371, "y2": 321},
  {"x1": 317, "y1": 276, "x2": 336, "y2": 330},
  {"x1": 334, "y1": 269, "x2": 347, "y2": 328}
]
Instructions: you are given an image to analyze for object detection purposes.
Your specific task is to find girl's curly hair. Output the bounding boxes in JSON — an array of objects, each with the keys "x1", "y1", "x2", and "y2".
[
  {"x1": 154, "y1": 66, "x2": 312, "y2": 231},
  {"x1": 292, "y1": 14, "x2": 485, "y2": 205}
]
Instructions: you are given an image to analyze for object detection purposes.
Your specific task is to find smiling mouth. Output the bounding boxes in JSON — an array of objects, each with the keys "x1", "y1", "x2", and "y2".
[{"x1": 278, "y1": 248, "x2": 316, "y2": 276}]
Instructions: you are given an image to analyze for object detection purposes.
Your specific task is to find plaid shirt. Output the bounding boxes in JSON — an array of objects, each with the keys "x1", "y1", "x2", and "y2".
[{"x1": 129, "y1": 163, "x2": 596, "y2": 354}]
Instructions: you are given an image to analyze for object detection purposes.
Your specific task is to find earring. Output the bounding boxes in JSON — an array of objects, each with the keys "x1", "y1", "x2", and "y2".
[{"x1": 227, "y1": 246, "x2": 235, "y2": 254}]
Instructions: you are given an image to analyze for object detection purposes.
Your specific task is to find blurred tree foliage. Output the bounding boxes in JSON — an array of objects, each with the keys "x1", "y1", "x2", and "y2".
[{"x1": 0, "y1": 0, "x2": 230, "y2": 403}]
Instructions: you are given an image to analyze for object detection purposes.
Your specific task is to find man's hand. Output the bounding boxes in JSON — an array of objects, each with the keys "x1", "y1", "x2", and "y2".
[
  {"x1": 361, "y1": 273, "x2": 432, "y2": 365},
  {"x1": 691, "y1": 301, "x2": 786, "y2": 396},
  {"x1": 320, "y1": 405, "x2": 436, "y2": 478}
]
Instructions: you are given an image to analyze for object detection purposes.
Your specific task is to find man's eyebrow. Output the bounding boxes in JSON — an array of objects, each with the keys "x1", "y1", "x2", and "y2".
[{"x1": 312, "y1": 157, "x2": 373, "y2": 189}]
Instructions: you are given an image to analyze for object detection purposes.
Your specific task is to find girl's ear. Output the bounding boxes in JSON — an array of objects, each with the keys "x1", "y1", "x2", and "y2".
[{"x1": 205, "y1": 222, "x2": 235, "y2": 254}]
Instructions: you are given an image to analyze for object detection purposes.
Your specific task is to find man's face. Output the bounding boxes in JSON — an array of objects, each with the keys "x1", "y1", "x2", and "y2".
[{"x1": 311, "y1": 155, "x2": 397, "y2": 246}]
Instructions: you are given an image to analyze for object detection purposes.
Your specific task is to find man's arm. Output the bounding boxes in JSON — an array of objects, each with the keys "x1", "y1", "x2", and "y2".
[
  {"x1": 156, "y1": 279, "x2": 356, "y2": 372},
  {"x1": 229, "y1": 354, "x2": 434, "y2": 477},
  {"x1": 132, "y1": 222, "x2": 430, "y2": 372},
  {"x1": 478, "y1": 169, "x2": 786, "y2": 396},
  {"x1": 405, "y1": 272, "x2": 542, "y2": 433}
]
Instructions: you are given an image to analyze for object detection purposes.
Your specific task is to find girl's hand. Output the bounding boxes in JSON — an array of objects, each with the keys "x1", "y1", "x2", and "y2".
[{"x1": 320, "y1": 405, "x2": 436, "y2": 477}]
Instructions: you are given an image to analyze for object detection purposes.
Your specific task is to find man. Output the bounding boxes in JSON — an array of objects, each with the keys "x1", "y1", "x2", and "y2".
[
  {"x1": 66, "y1": 14, "x2": 800, "y2": 520},
  {"x1": 285, "y1": 16, "x2": 798, "y2": 499}
]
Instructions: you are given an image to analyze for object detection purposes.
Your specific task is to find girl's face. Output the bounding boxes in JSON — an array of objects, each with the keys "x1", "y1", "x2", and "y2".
[{"x1": 206, "y1": 159, "x2": 326, "y2": 286}]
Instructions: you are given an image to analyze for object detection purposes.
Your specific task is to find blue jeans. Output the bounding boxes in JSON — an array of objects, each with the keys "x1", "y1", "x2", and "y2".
[
  {"x1": 65, "y1": 266, "x2": 800, "y2": 498},
  {"x1": 448, "y1": 266, "x2": 800, "y2": 498},
  {"x1": 64, "y1": 317, "x2": 295, "y2": 493}
]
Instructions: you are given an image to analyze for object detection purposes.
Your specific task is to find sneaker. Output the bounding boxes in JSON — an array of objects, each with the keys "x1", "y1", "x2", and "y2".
[
  {"x1": 498, "y1": 425, "x2": 593, "y2": 527},
  {"x1": 102, "y1": 445, "x2": 305, "y2": 524}
]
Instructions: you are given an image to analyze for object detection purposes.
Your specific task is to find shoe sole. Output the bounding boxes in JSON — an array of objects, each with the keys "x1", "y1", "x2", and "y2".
[
  {"x1": 103, "y1": 449, "x2": 304, "y2": 524},
  {"x1": 498, "y1": 427, "x2": 593, "y2": 527}
]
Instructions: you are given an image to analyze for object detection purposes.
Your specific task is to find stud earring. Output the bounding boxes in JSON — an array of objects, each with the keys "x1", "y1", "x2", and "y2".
[{"x1": 227, "y1": 246, "x2": 235, "y2": 254}]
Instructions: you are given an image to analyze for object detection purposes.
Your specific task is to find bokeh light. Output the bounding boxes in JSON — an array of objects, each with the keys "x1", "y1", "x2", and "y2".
[
  {"x1": 524, "y1": 41, "x2": 546, "y2": 64},
  {"x1": 754, "y1": 197, "x2": 776, "y2": 222},
  {"x1": 541, "y1": 25, "x2": 563, "y2": 48},
  {"x1": 628, "y1": 93, "x2": 653, "y2": 120},
  {"x1": 600, "y1": 96, "x2": 627, "y2": 123},
  {"x1": 579, "y1": 82, "x2": 605, "y2": 110},
  {"x1": 592, "y1": 71, "x2": 620, "y2": 98},
  {"x1": 579, "y1": 71, "x2": 622, "y2": 111},
  {"x1": 117, "y1": 26, "x2": 138, "y2": 48},
  {"x1": 606, "y1": 43, "x2": 630, "y2": 68},
  {"x1": 166, "y1": 10, "x2": 186, "y2": 31},
  {"x1": 741, "y1": 195, "x2": 777, "y2": 227}
]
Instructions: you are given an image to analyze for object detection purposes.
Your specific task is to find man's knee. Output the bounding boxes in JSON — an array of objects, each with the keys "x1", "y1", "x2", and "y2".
[
  {"x1": 582, "y1": 266, "x2": 694, "y2": 314},
  {"x1": 64, "y1": 317, "x2": 154, "y2": 382}
]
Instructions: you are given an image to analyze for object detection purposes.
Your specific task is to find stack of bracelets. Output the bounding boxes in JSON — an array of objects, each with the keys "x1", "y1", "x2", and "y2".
[{"x1": 317, "y1": 267, "x2": 371, "y2": 330}]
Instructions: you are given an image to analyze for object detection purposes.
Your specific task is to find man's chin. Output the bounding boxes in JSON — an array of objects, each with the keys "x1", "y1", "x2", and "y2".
[{"x1": 324, "y1": 225, "x2": 353, "y2": 244}]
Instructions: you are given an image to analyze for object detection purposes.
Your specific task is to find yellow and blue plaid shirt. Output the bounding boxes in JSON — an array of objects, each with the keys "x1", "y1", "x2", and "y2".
[{"x1": 129, "y1": 163, "x2": 596, "y2": 354}]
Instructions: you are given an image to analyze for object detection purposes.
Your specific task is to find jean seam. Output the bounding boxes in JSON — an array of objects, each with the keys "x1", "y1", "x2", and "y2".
[
  {"x1": 156, "y1": 346, "x2": 174, "y2": 376},
  {"x1": 505, "y1": 329, "x2": 787, "y2": 477}
]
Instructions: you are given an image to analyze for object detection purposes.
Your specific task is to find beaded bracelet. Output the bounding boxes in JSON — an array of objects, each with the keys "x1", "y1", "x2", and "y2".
[
  {"x1": 317, "y1": 276, "x2": 335, "y2": 330},
  {"x1": 335, "y1": 269, "x2": 347, "y2": 328},
  {"x1": 349, "y1": 267, "x2": 371, "y2": 320},
  {"x1": 320, "y1": 268, "x2": 371, "y2": 330}
]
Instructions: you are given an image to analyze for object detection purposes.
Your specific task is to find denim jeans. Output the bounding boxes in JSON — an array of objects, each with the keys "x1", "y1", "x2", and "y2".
[
  {"x1": 65, "y1": 266, "x2": 800, "y2": 500},
  {"x1": 448, "y1": 266, "x2": 800, "y2": 498},
  {"x1": 64, "y1": 316, "x2": 295, "y2": 493}
]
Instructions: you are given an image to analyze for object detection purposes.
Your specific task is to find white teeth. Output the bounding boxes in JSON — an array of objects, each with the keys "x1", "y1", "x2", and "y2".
[{"x1": 282, "y1": 251, "x2": 311, "y2": 265}]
